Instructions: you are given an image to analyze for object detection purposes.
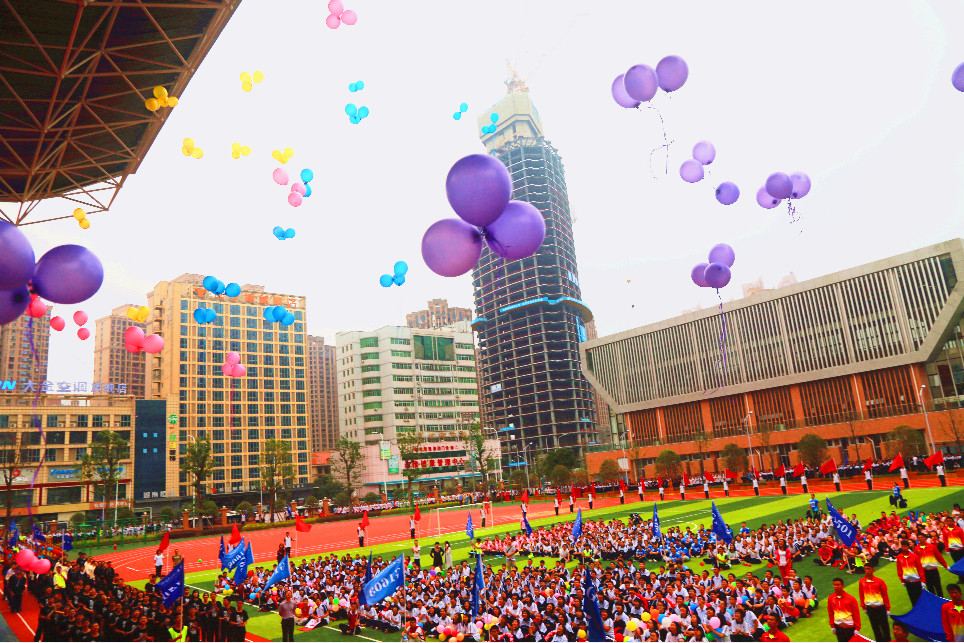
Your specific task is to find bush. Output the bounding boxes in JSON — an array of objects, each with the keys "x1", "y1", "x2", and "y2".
[
  {"x1": 70, "y1": 512, "x2": 87, "y2": 528},
  {"x1": 236, "y1": 501, "x2": 253, "y2": 516},
  {"x1": 303, "y1": 496, "x2": 319, "y2": 510},
  {"x1": 361, "y1": 492, "x2": 380, "y2": 504}
]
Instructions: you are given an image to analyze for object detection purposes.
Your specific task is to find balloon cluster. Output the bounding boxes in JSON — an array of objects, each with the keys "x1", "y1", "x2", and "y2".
[
  {"x1": 126, "y1": 306, "x2": 149, "y2": 323},
  {"x1": 480, "y1": 113, "x2": 499, "y2": 135},
  {"x1": 145, "y1": 86, "x2": 178, "y2": 112},
  {"x1": 193, "y1": 307, "x2": 217, "y2": 324},
  {"x1": 0, "y1": 222, "x2": 104, "y2": 326},
  {"x1": 272, "y1": 227, "x2": 296, "y2": 240},
  {"x1": 71, "y1": 310, "x2": 90, "y2": 341},
  {"x1": 271, "y1": 148, "x2": 294, "y2": 164},
  {"x1": 182, "y1": 138, "x2": 204, "y2": 159},
  {"x1": 756, "y1": 171, "x2": 810, "y2": 210},
  {"x1": 15, "y1": 549, "x2": 50, "y2": 575},
  {"x1": 221, "y1": 352, "x2": 246, "y2": 378},
  {"x1": 345, "y1": 103, "x2": 370, "y2": 125},
  {"x1": 272, "y1": 168, "x2": 313, "y2": 206},
  {"x1": 379, "y1": 261, "x2": 408, "y2": 287},
  {"x1": 125, "y1": 326, "x2": 164, "y2": 354},
  {"x1": 326, "y1": 0, "x2": 357, "y2": 28},
  {"x1": 72, "y1": 208, "x2": 91, "y2": 230},
  {"x1": 691, "y1": 243, "x2": 735, "y2": 290},
  {"x1": 230, "y1": 142, "x2": 252, "y2": 159},
  {"x1": 263, "y1": 305, "x2": 295, "y2": 326},
  {"x1": 202, "y1": 276, "x2": 241, "y2": 298},
  {"x1": 953, "y1": 63, "x2": 964, "y2": 91},
  {"x1": 611, "y1": 55, "x2": 689, "y2": 108},
  {"x1": 240, "y1": 71, "x2": 264, "y2": 93},
  {"x1": 348, "y1": 80, "x2": 365, "y2": 92},
  {"x1": 422, "y1": 154, "x2": 546, "y2": 277},
  {"x1": 453, "y1": 102, "x2": 468, "y2": 120},
  {"x1": 679, "y1": 140, "x2": 715, "y2": 184}
]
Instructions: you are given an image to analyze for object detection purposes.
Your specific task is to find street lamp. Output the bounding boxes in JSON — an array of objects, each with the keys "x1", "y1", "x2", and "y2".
[
  {"x1": 521, "y1": 442, "x2": 536, "y2": 490},
  {"x1": 743, "y1": 412, "x2": 759, "y2": 472},
  {"x1": 616, "y1": 428, "x2": 631, "y2": 484},
  {"x1": 918, "y1": 384, "x2": 937, "y2": 454}
]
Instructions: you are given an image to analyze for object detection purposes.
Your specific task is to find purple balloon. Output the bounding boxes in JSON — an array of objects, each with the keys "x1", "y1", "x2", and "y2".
[
  {"x1": 655, "y1": 55, "x2": 688, "y2": 92},
  {"x1": 623, "y1": 64, "x2": 658, "y2": 102},
  {"x1": 715, "y1": 182, "x2": 740, "y2": 205},
  {"x1": 953, "y1": 63, "x2": 964, "y2": 92},
  {"x1": 680, "y1": 159, "x2": 704, "y2": 183},
  {"x1": 0, "y1": 222, "x2": 35, "y2": 290},
  {"x1": 703, "y1": 262, "x2": 731, "y2": 289},
  {"x1": 691, "y1": 263, "x2": 710, "y2": 287},
  {"x1": 692, "y1": 141, "x2": 716, "y2": 165},
  {"x1": 445, "y1": 154, "x2": 513, "y2": 227},
  {"x1": 0, "y1": 286, "x2": 29, "y2": 326},
  {"x1": 611, "y1": 74, "x2": 640, "y2": 108},
  {"x1": 708, "y1": 243, "x2": 735, "y2": 268},
  {"x1": 789, "y1": 172, "x2": 811, "y2": 199},
  {"x1": 421, "y1": 218, "x2": 483, "y2": 277},
  {"x1": 765, "y1": 172, "x2": 793, "y2": 199},
  {"x1": 32, "y1": 244, "x2": 104, "y2": 305},
  {"x1": 756, "y1": 186, "x2": 781, "y2": 209},
  {"x1": 484, "y1": 201, "x2": 546, "y2": 261}
]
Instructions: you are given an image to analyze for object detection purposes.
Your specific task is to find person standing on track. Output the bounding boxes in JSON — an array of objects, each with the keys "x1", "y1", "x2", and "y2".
[
  {"x1": 703, "y1": 477, "x2": 710, "y2": 500},
  {"x1": 858, "y1": 564, "x2": 890, "y2": 643},
  {"x1": 412, "y1": 540, "x2": 421, "y2": 570},
  {"x1": 284, "y1": 532, "x2": 292, "y2": 558},
  {"x1": 554, "y1": 496, "x2": 559, "y2": 516},
  {"x1": 357, "y1": 523, "x2": 365, "y2": 548},
  {"x1": 638, "y1": 481, "x2": 644, "y2": 503},
  {"x1": 779, "y1": 473, "x2": 787, "y2": 495},
  {"x1": 568, "y1": 493, "x2": 574, "y2": 514},
  {"x1": 480, "y1": 504, "x2": 487, "y2": 529},
  {"x1": 588, "y1": 488, "x2": 594, "y2": 510},
  {"x1": 865, "y1": 465, "x2": 873, "y2": 490},
  {"x1": 900, "y1": 464, "x2": 910, "y2": 489},
  {"x1": 832, "y1": 470, "x2": 841, "y2": 492},
  {"x1": 937, "y1": 461, "x2": 947, "y2": 487},
  {"x1": 410, "y1": 515, "x2": 416, "y2": 539},
  {"x1": 154, "y1": 549, "x2": 164, "y2": 577}
]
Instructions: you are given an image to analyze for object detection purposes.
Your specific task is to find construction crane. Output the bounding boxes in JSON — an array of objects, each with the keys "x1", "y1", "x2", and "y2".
[{"x1": 505, "y1": 60, "x2": 529, "y2": 94}]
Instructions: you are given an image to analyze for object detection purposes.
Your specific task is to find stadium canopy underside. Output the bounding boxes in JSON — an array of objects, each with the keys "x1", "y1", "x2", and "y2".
[{"x1": 0, "y1": 0, "x2": 241, "y2": 225}]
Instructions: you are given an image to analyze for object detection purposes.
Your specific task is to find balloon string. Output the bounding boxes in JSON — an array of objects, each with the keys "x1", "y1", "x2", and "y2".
[
  {"x1": 787, "y1": 199, "x2": 803, "y2": 233},
  {"x1": 26, "y1": 316, "x2": 46, "y2": 534},
  {"x1": 703, "y1": 292, "x2": 727, "y2": 397},
  {"x1": 638, "y1": 103, "x2": 673, "y2": 178}
]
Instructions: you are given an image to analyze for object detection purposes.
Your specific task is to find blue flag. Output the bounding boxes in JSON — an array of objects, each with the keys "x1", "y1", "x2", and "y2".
[
  {"x1": 285, "y1": 505, "x2": 293, "y2": 519},
  {"x1": 245, "y1": 541, "x2": 254, "y2": 566},
  {"x1": 361, "y1": 555, "x2": 404, "y2": 606},
  {"x1": 711, "y1": 502, "x2": 733, "y2": 544},
  {"x1": 264, "y1": 556, "x2": 291, "y2": 592},
  {"x1": 653, "y1": 503, "x2": 662, "y2": 541},
  {"x1": 582, "y1": 566, "x2": 606, "y2": 643},
  {"x1": 221, "y1": 539, "x2": 247, "y2": 570},
  {"x1": 572, "y1": 508, "x2": 583, "y2": 541},
  {"x1": 32, "y1": 524, "x2": 45, "y2": 543},
  {"x1": 522, "y1": 515, "x2": 533, "y2": 536},
  {"x1": 7, "y1": 521, "x2": 18, "y2": 548},
  {"x1": 62, "y1": 532, "x2": 73, "y2": 552},
  {"x1": 233, "y1": 550, "x2": 248, "y2": 585},
  {"x1": 471, "y1": 549, "x2": 484, "y2": 617},
  {"x1": 156, "y1": 561, "x2": 184, "y2": 608},
  {"x1": 466, "y1": 513, "x2": 474, "y2": 541},
  {"x1": 826, "y1": 497, "x2": 858, "y2": 547},
  {"x1": 219, "y1": 536, "x2": 226, "y2": 559},
  {"x1": 359, "y1": 552, "x2": 374, "y2": 606}
]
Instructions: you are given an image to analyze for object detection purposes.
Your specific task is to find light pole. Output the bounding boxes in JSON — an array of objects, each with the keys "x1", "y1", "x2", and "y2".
[
  {"x1": 521, "y1": 442, "x2": 535, "y2": 490},
  {"x1": 617, "y1": 429, "x2": 631, "y2": 484},
  {"x1": 918, "y1": 384, "x2": 937, "y2": 454},
  {"x1": 742, "y1": 412, "x2": 759, "y2": 472}
]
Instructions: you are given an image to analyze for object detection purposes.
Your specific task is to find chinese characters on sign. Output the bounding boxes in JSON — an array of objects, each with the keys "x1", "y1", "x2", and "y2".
[{"x1": 0, "y1": 380, "x2": 129, "y2": 394}]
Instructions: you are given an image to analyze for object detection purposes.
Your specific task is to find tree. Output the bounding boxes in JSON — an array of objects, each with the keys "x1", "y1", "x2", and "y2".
[
  {"x1": 757, "y1": 423, "x2": 777, "y2": 470},
  {"x1": 509, "y1": 469, "x2": 527, "y2": 490},
  {"x1": 654, "y1": 450, "x2": 683, "y2": 479},
  {"x1": 236, "y1": 501, "x2": 253, "y2": 517},
  {"x1": 303, "y1": 496, "x2": 319, "y2": 512},
  {"x1": 158, "y1": 507, "x2": 175, "y2": 523},
  {"x1": 260, "y1": 439, "x2": 294, "y2": 523},
  {"x1": 80, "y1": 430, "x2": 128, "y2": 523},
  {"x1": 597, "y1": 459, "x2": 622, "y2": 484},
  {"x1": 844, "y1": 411, "x2": 862, "y2": 464},
  {"x1": 464, "y1": 423, "x2": 498, "y2": 490},
  {"x1": 570, "y1": 468, "x2": 590, "y2": 486},
  {"x1": 0, "y1": 433, "x2": 24, "y2": 527},
  {"x1": 797, "y1": 434, "x2": 828, "y2": 470},
  {"x1": 720, "y1": 443, "x2": 748, "y2": 474},
  {"x1": 396, "y1": 431, "x2": 426, "y2": 503},
  {"x1": 538, "y1": 448, "x2": 578, "y2": 479},
  {"x1": 938, "y1": 406, "x2": 963, "y2": 457},
  {"x1": 362, "y1": 492, "x2": 380, "y2": 503},
  {"x1": 692, "y1": 431, "x2": 711, "y2": 476},
  {"x1": 69, "y1": 512, "x2": 87, "y2": 529},
  {"x1": 313, "y1": 475, "x2": 346, "y2": 501},
  {"x1": 180, "y1": 435, "x2": 214, "y2": 524},
  {"x1": 331, "y1": 435, "x2": 366, "y2": 492},
  {"x1": 886, "y1": 425, "x2": 927, "y2": 459},
  {"x1": 192, "y1": 499, "x2": 218, "y2": 526},
  {"x1": 549, "y1": 464, "x2": 571, "y2": 488}
]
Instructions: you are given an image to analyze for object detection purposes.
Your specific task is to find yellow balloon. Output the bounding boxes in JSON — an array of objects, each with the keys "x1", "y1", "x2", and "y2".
[
  {"x1": 641, "y1": 613, "x2": 651, "y2": 622},
  {"x1": 145, "y1": 98, "x2": 159, "y2": 111},
  {"x1": 283, "y1": 147, "x2": 294, "y2": 158},
  {"x1": 242, "y1": 82, "x2": 253, "y2": 92},
  {"x1": 240, "y1": 72, "x2": 252, "y2": 83},
  {"x1": 231, "y1": 150, "x2": 241, "y2": 159},
  {"x1": 73, "y1": 208, "x2": 85, "y2": 221},
  {"x1": 138, "y1": 306, "x2": 149, "y2": 318},
  {"x1": 192, "y1": 148, "x2": 204, "y2": 159},
  {"x1": 627, "y1": 622, "x2": 637, "y2": 631},
  {"x1": 183, "y1": 138, "x2": 195, "y2": 148},
  {"x1": 153, "y1": 86, "x2": 168, "y2": 100},
  {"x1": 79, "y1": 220, "x2": 90, "y2": 230},
  {"x1": 182, "y1": 147, "x2": 193, "y2": 156},
  {"x1": 271, "y1": 150, "x2": 283, "y2": 161},
  {"x1": 240, "y1": 146, "x2": 251, "y2": 156},
  {"x1": 577, "y1": 630, "x2": 586, "y2": 639},
  {"x1": 231, "y1": 142, "x2": 241, "y2": 152},
  {"x1": 158, "y1": 97, "x2": 169, "y2": 107},
  {"x1": 127, "y1": 308, "x2": 137, "y2": 321},
  {"x1": 166, "y1": 97, "x2": 178, "y2": 107},
  {"x1": 253, "y1": 71, "x2": 264, "y2": 83}
]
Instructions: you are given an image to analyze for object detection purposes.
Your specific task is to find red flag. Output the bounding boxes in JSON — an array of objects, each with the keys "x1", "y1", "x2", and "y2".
[
  {"x1": 792, "y1": 463, "x2": 805, "y2": 477},
  {"x1": 657, "y1": 476, "x2": 663, "y2": 488},
  {"x1": 590, "y1": 482, "x2": 596, "y2": 495},
  {"x1": 556, "y1": 488, "x2": 562, "y2": 501},
  {"x1": 774, "y1": 465, "x2": 786, "y2": 478},
  {"x1": 888, "y1": 453, "x2": 904, "y2": 472},
  {"x1": 682, "y1": 472, "x2": 690, "y2": 486},
  {"x1": 924, "y1": 451, "x2": 944, "y2": 469},
  {"x1": 819, "y1": 459, "x2": 837, "y2": 475},
  {"x1": 573, "y1": 486, "x2": 583, "y2": 499},
  {"x1": 724, "y1": 470, "x2": 736, "y2": 480},
  {"x1": 228, "y1": 523, "x2": 242, "y2": 546},
  {"x1": 706, "y1": 472, "x2": 715, "y2": 483},
  {"x1": 413, "y1": 503, "x2": 421, "y2": 522},
  {"x1": 862, "y1": 458, "x2": 873, "y2": 472},
  {"x1": 158, "y1": 530, "x2": 170, "y2": 552},
  {"x1": 618, "y1": 478, "x2": 627, "y2": 491},
  {"x1": 295, "y1": 515, "x2": 311, "y2": 532},
  {"x1": 360, "y1": 510, "x2": 370, "y2": 529},
  {"x1": 521, "y1": 489, "x2": 529, "y2": 503},
  {"x1": 752, "y1": 467, "x2": 760, "y2": 480}
]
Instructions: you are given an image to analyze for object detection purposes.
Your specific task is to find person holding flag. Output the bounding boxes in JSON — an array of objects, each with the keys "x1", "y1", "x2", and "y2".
[
  {"x1": 358, "y1": 510, "x2": 369, "y2": 547},
  {"x1": 703, "y1": 474, "x2": 711, "y2": 499},
  {"x1": 792, "y1": 462, "x2": 808, "y2": 494},
  {"x1": 820, "y1": 458, "x2": 840, "y2": 491},
  {"x1": 412, "y1": 503, "x2": 421, "y2": 539},
  {"x1": 554, "y1": 489, "x2": 560, "y2": 516},
  {"x1": 711, "y1": 502, "x2": 733, "y2": 545},
  {"x1": 863, "y1": 458, "x2": 874, "y2": 490},
  {"x1": 618, "y1": 478, "x2": 625, "y2": 505},
  {"x1": 775, "y1": 464, "x2": 787, "y2": 495},
  {"x1": 587, "y1": 483, "x2": 594, "y2": 510},
  {"x1": 572, "y1": 508, "x2": 583, "y2": 542},
  {"x1": 522, "y1": 513, "x2": 533, "y2": 537},
  {"x1": 925, "y1": 450, "x2": 946, "y2": 486},
  {"x1": 470, "y1": 547, "x2": 484, "y2": 618},
  {"x1": 658, "y1": 476, "x2": 665, "y2": 501},
  {"x1": 680, "y1": 473, "x2": 688, "y2": 501},
  {"x1": 652, "y1": 503, "x2": 661, "y2": 541},
  {"x1": 568, "y1": 491, "x2": 574, "y2": 514},
  {"x1": 723, "y1": 470, "x2": 733, "y2": 497},
  {"x1": 582, "y1": 566, "x2": 606, "y2": 642},
  {"x1": 638, "y1": 479, "x2": 644, "y2": 503},
  {"x1": 155, "y1": 559, "x2": 185, "y2": 609},
  {"x1": 358, "y1": 552, "x2": 374, "y2": 606},
  {"x1": 466, "y1": 513, "x2": 474, "y2": 542},
  {"x1": 520, "y1": 489, "x2": 528, "y2": 518},
  {"x1": 751, "y1": 467, "x2": 760, "y2": 496},
  {"x1": 890, "y1": 453, "x2": 910, "y2": 488}
]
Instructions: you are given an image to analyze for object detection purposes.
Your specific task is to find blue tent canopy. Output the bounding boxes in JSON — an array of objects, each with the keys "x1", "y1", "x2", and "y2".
[{"x1": 890, "y1": 590, "x2": 949, "y2": 642}]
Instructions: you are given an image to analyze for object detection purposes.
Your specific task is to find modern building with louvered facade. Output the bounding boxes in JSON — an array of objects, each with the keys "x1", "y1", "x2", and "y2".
[{"x1": 581, "y1": 239, "x2": 964, "y2": 477}]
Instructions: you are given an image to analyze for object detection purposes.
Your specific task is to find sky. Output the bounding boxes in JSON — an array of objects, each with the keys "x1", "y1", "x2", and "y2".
[{"x1": 13, "y1": 0, "x2": 964, "y2": 384}]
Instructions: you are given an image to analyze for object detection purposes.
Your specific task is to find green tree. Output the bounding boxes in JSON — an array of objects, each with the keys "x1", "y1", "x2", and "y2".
[
  {"x1": 464, "y1": 423, "x2": 498, "y2": 490},
  {"x1": 509, "y1": 469, "x2": 527, "y2": 490},
  {"x1": 538, "y1": 448, "x2": 578, "y2": 479},
  {"x1": 192, "y1": 499, "x2": 218, "y2": 525},
  {"x1": 180, "y1": 435, "x2": 214, "y2": 523},
  {"x1": 939, "y1": 406, "x2": 963, "y2": 457},
  {"x1": 80, "y1": 430, "x2": 129, "y2": 523},
  {"x1": 597, "y1": 458, "x2": 622, "y2": 484},
  {"x1": 886, "y1": 425, "x2": 927, "y2": 459},
  {"x1": 69, "y1": 512, "x2": 87, "y2": 528},
  {"x1": 331, "y1": 435, "x2": 366, "y2": 492},
  {"x1": 397, "y1": 430, "x2": 426, "y2": 503},
  {"x1": 313, "y1": 475, "x2": 346, "y2": 501},
  {"x1": 549, "y1": 464, "x2": 571, "y2": 488},
  {"x1": 236, "y1": 501, "x2": 253, "y2": 517},
  {"x1": 158, "y1": 507, "x2": 175, "y2": 523},
  {"x1": 757, "y1": 422, "x2": 777, "y2": 470},
  {"x1": 692, "y1": 430, "x2": 711, "y2": 476},
  {"x1": 844, "y1": 412, "x2": 862, "y2": 464},
  {"x1": 260, "y1": 439, "x2": 294, "y2": 523},
  {"x1": 362, "y1": 492, "x2": 380, "y2": 503},
  {"x1": 115, "y1": 507, "x2": 136, "y2": 522},
  {"x1": 570, "y1": 468, "x2": 590, "y2": 486},
  {"x1": 720, "y1": 443, "x2": 748, "y2": 474},
  {"x1": 654, "y1": 450, "x2": 683, "y2": 479},
  {"x1": 333, "y1": 490, "x2": 351, "y2": 507},
  {"x1": 797, "y1": 433, "x2": 828, "y2": 470},
  {"x1": 302, "y1": 496, "x2": 319, "y2": 512},
  {"x1": 0, "y1": 433, "x2": 24, "y2": 528}
]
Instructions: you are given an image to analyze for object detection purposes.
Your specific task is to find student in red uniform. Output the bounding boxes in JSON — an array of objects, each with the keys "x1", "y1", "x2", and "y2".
[
  {"x1": 827, "y1": 577, "x2": 860, "y2": 642},
  {"x1": 760, "y1": 614, "x2": 790, "y2": 642},
  {"x1": 941, "y1": 583, "x2": 964, "y2": 642},
  {"x1": 945, "y1": 517, "x2": 964, "y2": 583},
  {"x1": 858, "y1": 564, "x2": 890, "y2": 643},
  {"x1": 896, "y1": 539, "x2": 926, "y2": 606},
  {"x1": 916, "y1": 538, "x2": 948, "y2": 598}
]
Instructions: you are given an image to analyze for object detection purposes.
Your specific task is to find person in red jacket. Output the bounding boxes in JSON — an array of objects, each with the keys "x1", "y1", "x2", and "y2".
[
  {"x1": 760, "y1": 614, "x2": 790, "y2": 642},
  {"x1": 858, "y1": 563, "x2": 890, "y2": 642},
  {"x1": 916, "y1": 538, "x2": 948, "y2": 598},
  {"x1": 828, "y1": 577, "x2": 861, "y2": 642},
  {"x1": 941, "y1": 583, "x2": 964, "y2": 642},
  {"x1": 896, "y1": 539, "x2": 926, "y2": 606},
  {"x1": 944, "y1": 517, "x2": 964, "y2": 583}
]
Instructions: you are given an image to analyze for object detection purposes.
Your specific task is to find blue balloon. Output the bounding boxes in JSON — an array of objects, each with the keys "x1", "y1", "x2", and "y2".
[
  {"x1": 300, "y1": 169, "x2": 314, "y2": 183},
  {"x1": 214, "y1": 280, "x2": 225, "y2": 295},
  {"x1": 203, "y1": 276, "x2": 218, "y2": 291},
  {"x1": 345, "y1": 103, "x2": 357, "y2": 117},
  {"x1": 225, "y1": 283, "x2": 241, "y2": 298},
  {"x1": 356, "y1": 80, "x2": 364, "y2": 90},
  {"x1": 204, "y1": 308, "x2": 216, "y2": 323},
  {"x1": 393, "y1": 274, "x2": 406, "y2": 286},
  {"x1": 285, "y1": 228, "x2": 296, "y2": 239},
  {"x1": 349, "y1": 83, "x2": 357, "y2": 92},
  {"x1": 272, "y1": 226, "x2": 284, "y2": 236},
  {"x1": 459, "y1": 102, "x2": 468, "y2": 112},
  {"x1": 379, "y1": 274, "x2": 393, "y2": 288},
  {"x1": 490, "y1": 113, "x2": 498, "y2": 123},
  {"x1": 358, "y1": 106, "x2": 369, "y2": 119},
  {"x1": 272, "y1": 306, "x2": 287, "y2": 322},
  {"x1": 453, "y1": 112, "x2": 462, "y2": 120},
  {"x1": 393, "y1": 261, "x2": 408, "y2": 276},
  {"x1": 263, "y1": 306, "x2": 275, "y2": 321},
  {"x1": 349, "y1": 115, "x2": 360, "y2": 124},
  {"x1": 281, "y1": 312, "x2": 295, "y2": 326},
  {"x1": 193, "y1": 308, "x2": 205, "y2": 323},
  {"x1": 303, "y1": 184, "x2": 312, "y2": 198}
]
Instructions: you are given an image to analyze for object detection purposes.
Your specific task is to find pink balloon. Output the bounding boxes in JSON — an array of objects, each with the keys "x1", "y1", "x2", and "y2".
[
  {"x1": 341, "y1": 9, "x2": 357, "y2": 25},
  {"x1": 291, "y1": 182, "x2": 306, "y2": 196},
  {"x1": 272, "y1": 168, "x2": 289, "y2": 185},
  {"x1": 143, "y1": 334, "x2": 164, "y2": 354},
  {"x1": 326, "y1": 13, "x2": 341, "y2": 29},
  {"x1": 15, "y1": 549, "x2": 35, "y2": 568},
  {"x1": 33, "y1": 558, "x2": 50, "y2": 574},
  {"x1": 49, "y1": 316, "x2": 65, "y2": 331},
  {"x1": 226, "y1": 351, "x2": 241, "y2": 366},
  {"x1": 327, "y1": 0, "x2": 343, "y2": 14},
  {"x1": 231, "y1": 364, "x2": 246, "y2": 378},
  {"x1": 288, "y1": 192, "x2": 303, "y2": 207},
  {"x1": 221, "y1": 363, "x2": 233, "y2": 376},
  {"x1": 72, "y1": 310, "x2": 88, "y2": 326},
  {"x1": 28, "y1": 298, "x2": 46, "y2": 318},
  {"x1": 77, "y1": 328, "x2": 90, "y2": 340},
  {"x1": 124, "y1": 342, "x2": 141, "y2": 354},
  {"x1": 124, "y1": 326, "x2": 145, "y2": 342}
]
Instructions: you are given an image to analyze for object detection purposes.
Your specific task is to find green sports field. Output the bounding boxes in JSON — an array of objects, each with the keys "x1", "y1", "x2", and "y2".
[{"x1": 132, "y1": 487, "x2": 964, "y2": 642}]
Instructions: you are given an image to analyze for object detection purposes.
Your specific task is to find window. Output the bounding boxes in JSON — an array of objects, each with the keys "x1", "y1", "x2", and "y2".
[
  {"x1": 47, "y1": 486, "x2": 82, "y2": 505},
  {"x1": 361, "y1": 389, "x2": 381, "y2": 397},
  {"x1": 394, "y1": 388, "x2": 414, "y2": 395},
  {"x1": 390, "y1": 338, "x2": 411, "y2": 345},
  {"x1": 363, "y1": 401, "x2": 382, "y2": 410},
  {"x1": 46, "y1": 414, "x2": 58, "y2": 428},
  {"x1": 361, "y1": 364, "x2": 380, "y2": 372},
  {"x1": 393, "y1": 363, "x2": 413, "y2": 370},
  {"x1": 413, "y1": 335, "x2": 454, "y2": 361},
  {"x1": 119, "y1": 415, "x2": 132, "y2": 428},
  {"x1": 390, "y1": 350, "x2": 412, "y2": 358},
  {"x1": 92, "y1": 415, "x2": 104, "y2": 428},
  {"x1": 361, "y1": 377, "x2": 380, "y2": 385},
  {"x1": 359, "y1": 337, "x2": 378, "y2": 348},
  {"x1": 360, "y1": 352, "x2": 378, "y2": 361},
  {"x1": 69, "y1": 431, "x2": 87, "y2": 444}
]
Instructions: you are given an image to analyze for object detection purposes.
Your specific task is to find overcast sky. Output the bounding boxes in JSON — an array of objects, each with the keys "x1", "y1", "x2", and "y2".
[{"x1": 17, "y1": 0, "x2": 964, "y2": 384}]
